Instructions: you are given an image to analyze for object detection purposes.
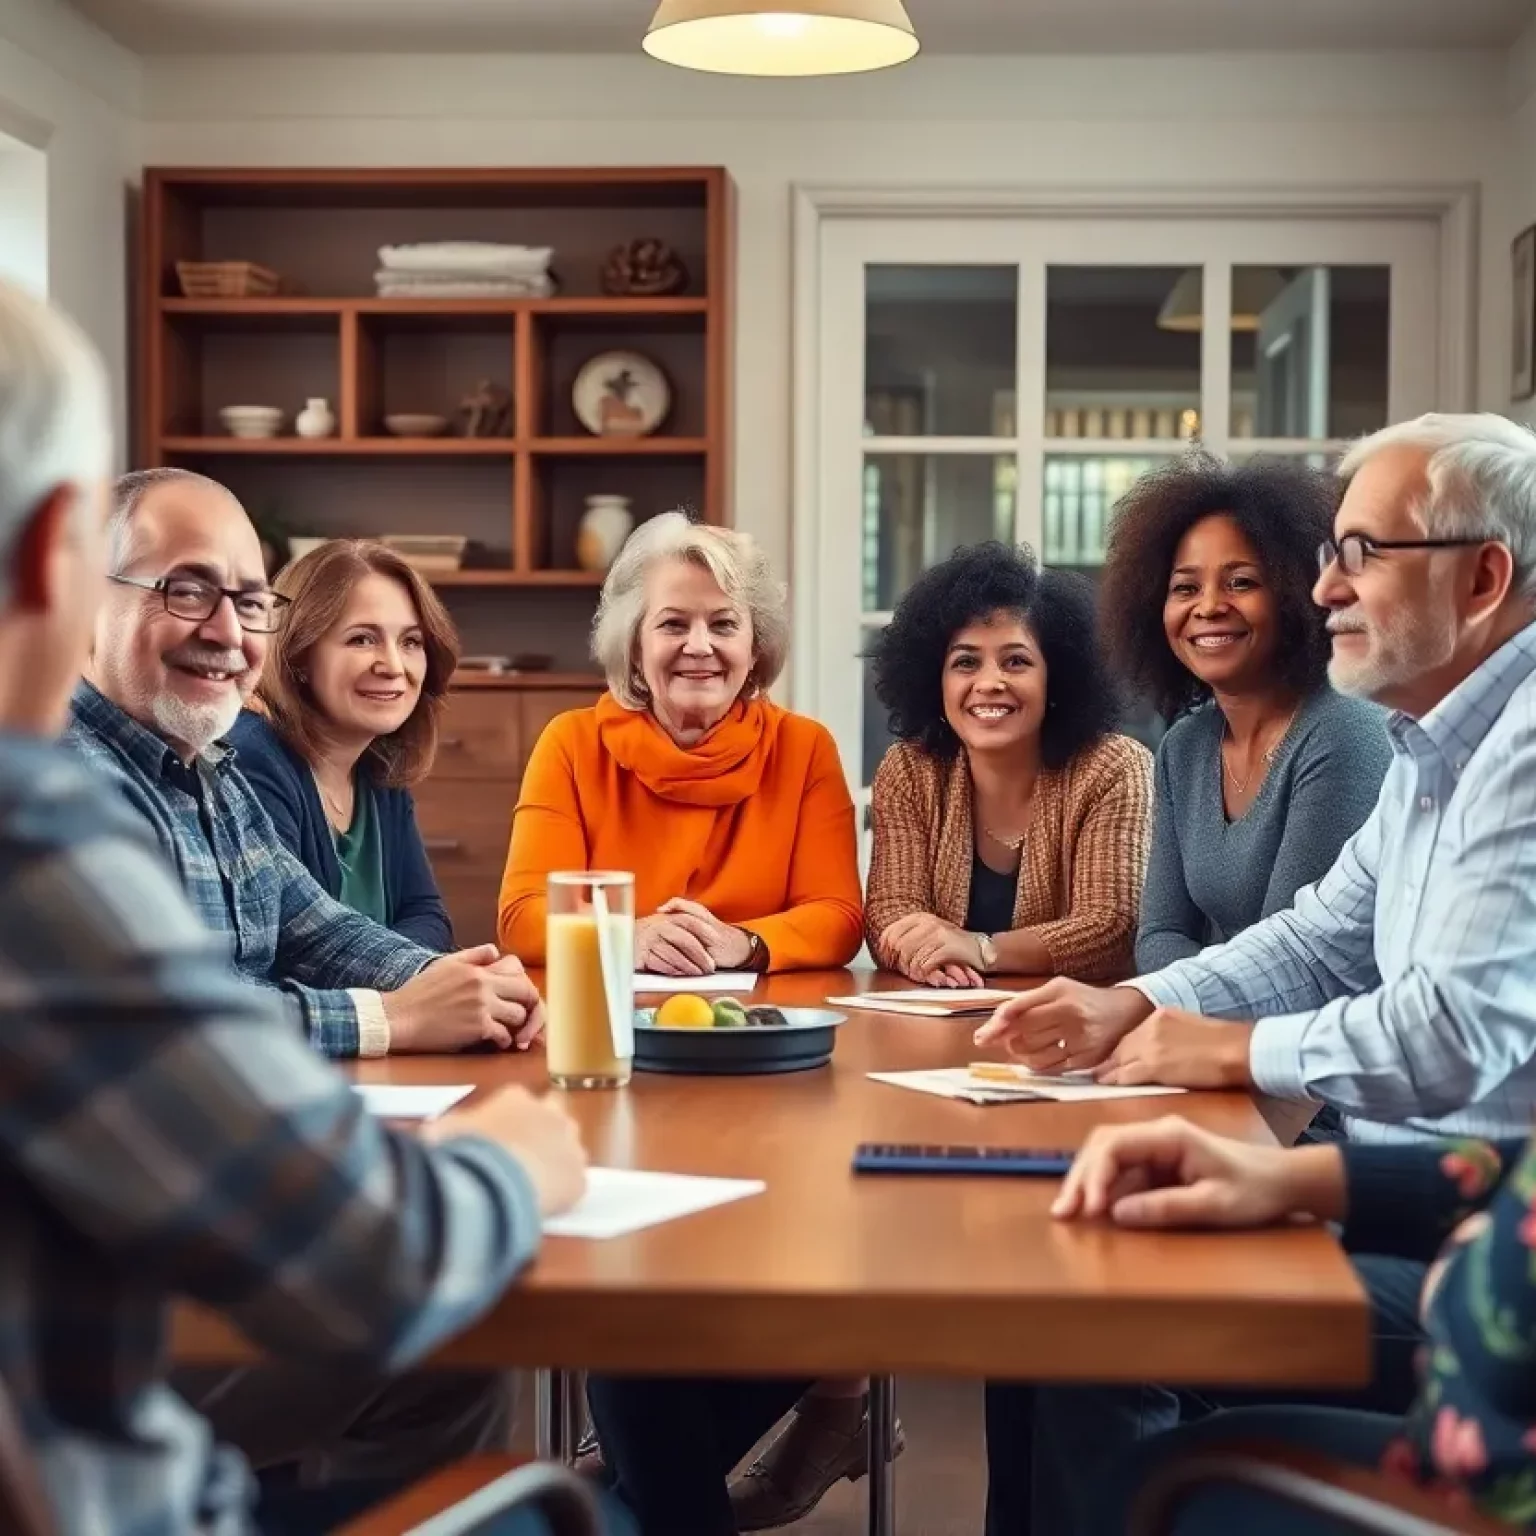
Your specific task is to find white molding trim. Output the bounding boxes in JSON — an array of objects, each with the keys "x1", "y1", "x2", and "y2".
[{"x1": 789, "y1": 178, "x2": 1479, "y2": 714}]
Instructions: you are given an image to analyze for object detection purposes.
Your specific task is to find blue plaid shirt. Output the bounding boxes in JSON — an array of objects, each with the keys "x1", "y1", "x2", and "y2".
[
  {"x1": 64, "y1": 684, "x2": 435, "y2": 1057},
  {"x1": 0, "y1": 727, "x2": 541, "y2": 1536},
  {"x1": 1141, "y1": 621, "x2": 1536, "y2": 1143}
]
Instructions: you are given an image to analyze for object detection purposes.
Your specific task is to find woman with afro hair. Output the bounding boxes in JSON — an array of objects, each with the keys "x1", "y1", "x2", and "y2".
[
  {"x1": 865, "y1": 543, "x2": 1152, "y2": 985},
  {"x1": 1098, "y1": 453, "x2": 1391, "y2": 973}
]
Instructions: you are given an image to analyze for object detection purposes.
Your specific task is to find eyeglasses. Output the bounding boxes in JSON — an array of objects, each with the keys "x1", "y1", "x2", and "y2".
[
  {"x1": 1317, "y1": 532, "x2": 1489, "y2": 577},
  {"x1": 108, "y1": 573, "x2": 292, "y2": 634}
]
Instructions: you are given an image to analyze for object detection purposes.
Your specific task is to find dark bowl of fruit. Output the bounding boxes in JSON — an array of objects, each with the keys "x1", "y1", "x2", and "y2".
[{"x1": 632, "y1": 994, "x2": 847, "y2": 1075}]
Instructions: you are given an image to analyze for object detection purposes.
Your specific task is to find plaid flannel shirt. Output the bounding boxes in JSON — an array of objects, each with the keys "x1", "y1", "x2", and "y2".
[
  {"x1": 64, "y1": 683, "x2": 436, "y2": 1057},
  {"x1": 0, "y1": 727, "x2": 541, "y2": 1536}
]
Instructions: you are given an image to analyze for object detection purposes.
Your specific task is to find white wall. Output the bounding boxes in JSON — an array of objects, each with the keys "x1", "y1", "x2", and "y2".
[
  {"x1": 1504, "y1": 19, "x2": 1536, "y2": 427},
  {"x1": 138, "y1": 49, "x2": 1511, "y2": 579},
  {"x1": 0, "y1": 129, "x2": 46, "y2": 293},
  {"x1": 0, "y1": 0, "x2": 141, "y2": 453}
]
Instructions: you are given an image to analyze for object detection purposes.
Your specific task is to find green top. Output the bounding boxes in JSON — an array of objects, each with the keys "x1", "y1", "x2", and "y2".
[{"x1": 331, "y1": 781, "x2": 389, "y2": 927}]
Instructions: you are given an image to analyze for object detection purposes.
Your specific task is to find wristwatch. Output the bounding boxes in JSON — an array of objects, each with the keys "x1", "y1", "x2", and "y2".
[
  {"x1": 740, "y1": 928, "x2": 768, "y2": 971},
  {"x1": 971, "y1": 932, "x2": 999, "y2": 973}
]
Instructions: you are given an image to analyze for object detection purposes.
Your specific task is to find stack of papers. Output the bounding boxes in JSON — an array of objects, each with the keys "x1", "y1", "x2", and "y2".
[
  {"x1": 869, "y1": 1067, "x2": 1187, "y2": 1105},
  {"x1": 635, "y1": 972, "x2": 760, "y2": 994},
  {"x1": 354, "y1": 1084, "x2": 473, "y2": 1121},
  {"x1": 826, "y1": 988, "x2": 1021, "y2": 1018},
  {"x1": 544, "y1": 1168, "x2": 765, "y2": 1239}
]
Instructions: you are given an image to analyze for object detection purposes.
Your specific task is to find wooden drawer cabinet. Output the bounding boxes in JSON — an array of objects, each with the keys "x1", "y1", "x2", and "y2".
[
  {"x1": 516, "y1": 689, "x2": 599, "y2": 775},
  {"x1": 431, "y1": 690, "x2": 521, "y2": 779},
  {"x1": 422, "y1": 679, "x2": 602, "y2": 946}
]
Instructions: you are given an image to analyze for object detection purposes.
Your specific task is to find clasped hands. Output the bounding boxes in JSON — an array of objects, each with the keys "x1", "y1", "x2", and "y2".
[
  {"x1": 971, "y1": 977, "x2": 1255, "y2": 1090},
  {"x1": 384, "y1": 943, "x2": 546, "y2": 1054},
  {"x1": 878, "y1": 913, "x2": 986, "y2": 988},
  {"x1": 635, "y1": 898, "x2": 756, "y2": 977}
]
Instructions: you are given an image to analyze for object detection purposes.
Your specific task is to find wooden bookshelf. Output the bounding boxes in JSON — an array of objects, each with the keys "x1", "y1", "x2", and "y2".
[
  {"x1": 138, "y1": 166, "x2": 735, "y2": 941},
  {"x1": 139, "y1": 166, "x2": 735, "y2": 588}
]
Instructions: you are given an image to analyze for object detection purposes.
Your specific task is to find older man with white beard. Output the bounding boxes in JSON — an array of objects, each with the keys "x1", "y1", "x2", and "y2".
[
  {"x1": 66, "y1": 467, "x2": 544, "y2": 1062},
  {"x1": 974, "y1": 412, "x2": 1536, "y2": 1535}
]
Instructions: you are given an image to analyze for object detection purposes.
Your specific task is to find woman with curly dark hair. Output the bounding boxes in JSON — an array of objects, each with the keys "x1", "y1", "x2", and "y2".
[
  {"x1": 1098, "y1": 454, "x2": 1390, "y2": 973},
  {"x1": 865, "y1": 543, "x2": 1152, "y2": 985}
]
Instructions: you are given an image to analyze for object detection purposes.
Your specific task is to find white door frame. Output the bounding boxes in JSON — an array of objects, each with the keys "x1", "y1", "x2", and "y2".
[{"x1": 788, "y1": 180, "x2": 1480, "y2": 722}]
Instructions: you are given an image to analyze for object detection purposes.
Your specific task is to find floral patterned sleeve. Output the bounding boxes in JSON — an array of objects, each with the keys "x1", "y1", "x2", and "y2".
[
  {"x1": 1380, "y1": 1132, "x2": 1536, "y2": 1528},
  {"x1": 1341, "y1": 1137, "x2": 1518, "y2": 1264}
]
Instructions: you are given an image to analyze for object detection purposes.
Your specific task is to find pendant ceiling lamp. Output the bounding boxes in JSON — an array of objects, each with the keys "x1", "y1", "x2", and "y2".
[{"x1": 643, "y1": 0, "x2": 920, "y2": 77}]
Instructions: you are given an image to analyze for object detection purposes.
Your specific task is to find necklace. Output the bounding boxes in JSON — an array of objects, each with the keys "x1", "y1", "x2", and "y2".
[
  {"x1": 313, "y1": 770, "x2": 355, "y2": 830},
  {"x1": 1222, "y1": 707, "x2": 1298, "y2": 796},
  {"x1": 985, "y1": 826, "x2": 1027, "y2": 853}
]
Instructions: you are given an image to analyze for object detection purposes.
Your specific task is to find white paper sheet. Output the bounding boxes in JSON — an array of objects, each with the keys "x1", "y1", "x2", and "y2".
[
  {"x1": 868, "y1": 1068, "x2": 1187, "y2": 1105},
  {"x1": 635, "y1": 972, "x2": 760, "y2": 994},
  {"x1": 826, "y1": 988, "x2": 1020, "y2": 1018},
  {"x1": 543, "y1": 1167, "x2": 765, "y2": 1239},
  {"x1": 354, "y1": 1084, "x2": 474, "y2": 1121}
]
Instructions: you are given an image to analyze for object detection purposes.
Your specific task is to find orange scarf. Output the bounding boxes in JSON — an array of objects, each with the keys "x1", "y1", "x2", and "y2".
[{"x1": 595, "y1": 692, "x2": 782, "y2": 807}]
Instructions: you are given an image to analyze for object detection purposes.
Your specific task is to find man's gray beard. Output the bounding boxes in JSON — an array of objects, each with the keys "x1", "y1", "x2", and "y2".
[{"x1": 151, "y1": 689, "x2": 242, "y2": 754}]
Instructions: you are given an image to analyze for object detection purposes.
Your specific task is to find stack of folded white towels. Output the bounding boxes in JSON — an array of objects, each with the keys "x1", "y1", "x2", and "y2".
[{"x1": 375, "y1": 242, "x2": 556, "y2": 299}]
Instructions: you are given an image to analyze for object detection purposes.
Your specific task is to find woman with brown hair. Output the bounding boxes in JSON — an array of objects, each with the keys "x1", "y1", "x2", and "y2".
[{"x1": 229, "y1": 538, "x2": 459, "y2": 948}]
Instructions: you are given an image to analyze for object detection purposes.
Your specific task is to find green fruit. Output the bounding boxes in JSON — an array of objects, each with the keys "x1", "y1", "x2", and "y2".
[{"x1": 711, "y1": 999, "x2": 749, "y2": 1029}]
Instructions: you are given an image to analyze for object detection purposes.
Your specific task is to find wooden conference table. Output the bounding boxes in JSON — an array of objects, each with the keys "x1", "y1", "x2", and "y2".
[{"x1": 175, "y1": 970, "x2": 1368, "y2": 1530}]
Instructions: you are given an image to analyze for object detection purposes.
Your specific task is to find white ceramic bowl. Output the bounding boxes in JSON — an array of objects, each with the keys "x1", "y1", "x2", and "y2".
[
  {"x1": 384, "y1": 413, "x2": 449, "y2": 438},
  {"x1": 220, "y1": 405, "x2": 284, "y2": 439}
]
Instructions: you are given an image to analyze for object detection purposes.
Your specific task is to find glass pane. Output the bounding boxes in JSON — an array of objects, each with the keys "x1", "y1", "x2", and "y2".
[
  {"x1": 862, "y1": 453, "x2": 1016, "y2": 611},
  {"x1": 864, "y1": 265, "x2": 1017, "y2": 437},
  {"x1": 1228, "y1": 447, "x2": 1337, "y2": 471},
  {"x1": 1230, "y1": 266, "x2": 1389, "y2": 439},
  {"x1": 1045, "y1": 266, "x2": 1202, "y2": 439},
  {"x1": 1042, "y1": 454, "x2": 1166, "y2": 576},
  {"x1": 861, "y1": 641, "x2": 896, "y2": 789}
]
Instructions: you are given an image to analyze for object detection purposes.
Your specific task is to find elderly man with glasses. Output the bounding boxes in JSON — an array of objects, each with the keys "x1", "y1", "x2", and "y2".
[
  {"x1": 67, "y1": 467, "x2": 543, "y2": 1063},
  {"x1": 974, "y1": 412, "x2": 1536, "y2": 1535}
]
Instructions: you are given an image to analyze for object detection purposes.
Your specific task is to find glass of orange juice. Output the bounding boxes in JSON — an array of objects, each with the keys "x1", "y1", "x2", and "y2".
[{"x1": 547, "y1": 871, "x2": 635, "y2": 1089}]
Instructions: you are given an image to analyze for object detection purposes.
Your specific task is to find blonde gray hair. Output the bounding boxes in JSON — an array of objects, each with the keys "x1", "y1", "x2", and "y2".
[
  {"x1": 592, "y1": 511, "x2": 789, "y2": 709},
  {"x1": 0, "y1": 281, "x2": 112, "y2": 606},
  {"x1": 1338, "y1": 413, "x2": 1536, "y2": 602}
]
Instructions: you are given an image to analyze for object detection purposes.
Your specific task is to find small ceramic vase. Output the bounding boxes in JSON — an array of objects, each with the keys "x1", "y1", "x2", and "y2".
[
  {"x1": 576, "y1": 495, "x2": 635, "y2": 573},
  {"x1": 295, "y1": 397, "x2": 336, "y2": 439}
]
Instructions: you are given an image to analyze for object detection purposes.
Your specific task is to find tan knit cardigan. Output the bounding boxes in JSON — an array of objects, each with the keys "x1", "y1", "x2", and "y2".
[{"x1": 865, "y1": 734, "x2": 1153, "y2": 983}]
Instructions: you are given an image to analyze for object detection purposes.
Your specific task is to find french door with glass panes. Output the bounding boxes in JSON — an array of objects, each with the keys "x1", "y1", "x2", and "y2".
[{"x1": 805, "y1": 215, "x2": 1441, "y2": 845}]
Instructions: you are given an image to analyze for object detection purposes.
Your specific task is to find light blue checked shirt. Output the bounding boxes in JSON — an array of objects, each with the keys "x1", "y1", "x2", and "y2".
[{"x1": 1139, "y1": 620, "x2": 1536, "y2": 1144}]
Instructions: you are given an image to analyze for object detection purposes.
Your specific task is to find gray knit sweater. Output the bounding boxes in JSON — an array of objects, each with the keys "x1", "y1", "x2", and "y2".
[{"x1": 1135, "y1": 689, "x2": 1392, "y2": 973}]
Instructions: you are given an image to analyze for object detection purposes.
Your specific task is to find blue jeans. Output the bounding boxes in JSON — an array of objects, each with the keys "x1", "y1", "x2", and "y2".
[
  {"x1": 585, "y1": 1374, "x2": 813, "y2": 1535},
  {"x1": 1091, "y1": 1404, "x2": 1402, "y2": 1536},
  {"x1": 991, "y1": 1252, "x2": 1426, "y2": 1535}
]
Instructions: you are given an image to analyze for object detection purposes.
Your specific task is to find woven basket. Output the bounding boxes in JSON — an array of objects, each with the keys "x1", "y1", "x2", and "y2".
[{"x1": 175, "y1": 261, "x2": 281, "y2": 299}]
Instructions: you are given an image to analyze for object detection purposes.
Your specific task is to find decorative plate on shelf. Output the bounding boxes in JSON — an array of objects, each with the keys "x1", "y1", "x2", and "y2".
[{"x1": 572, "y1": 350, "x2": 671, "y2": 438}]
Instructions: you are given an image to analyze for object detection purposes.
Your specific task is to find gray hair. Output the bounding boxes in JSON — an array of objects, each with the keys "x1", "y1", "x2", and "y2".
[
  {"x1": 1338, "y1": 413, "x2": 1536, "y2": 602},
  {"x1": 108, "y1": 466, "x2": 235, "y2": 572},
  {"x1": 0, "y1": 280, "x2": 112, "y2": 604},
  {"x1": 592, "y1": 511, "x2": 789, "y2": 709}
]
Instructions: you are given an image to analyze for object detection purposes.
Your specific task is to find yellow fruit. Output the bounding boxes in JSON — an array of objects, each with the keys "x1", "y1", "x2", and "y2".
[{"x1": 654, "y1": 993, "x2": 715, "y2": 1029}]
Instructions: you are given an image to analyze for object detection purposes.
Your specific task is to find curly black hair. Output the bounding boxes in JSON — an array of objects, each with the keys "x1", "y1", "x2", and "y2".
[
  {"x1": 1097, "y1": 453, "x2": 1340, "y2": 722},
  {"x1": 869, "y1": 543, "x2": 1122, "y2": 770}
]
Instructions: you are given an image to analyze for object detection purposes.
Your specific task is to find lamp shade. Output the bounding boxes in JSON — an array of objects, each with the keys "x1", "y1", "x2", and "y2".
[
  {"x1": 1157, "y1": 267, "x2": 1288, "y2": 333},
  {"x1": 643, "y1": 0, "x2": 920, "y2": 77}
]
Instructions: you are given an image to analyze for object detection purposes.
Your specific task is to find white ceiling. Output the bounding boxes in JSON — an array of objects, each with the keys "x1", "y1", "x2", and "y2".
[{"x1": 61, "y1": 0, "x2": 1536, "y2": 57}]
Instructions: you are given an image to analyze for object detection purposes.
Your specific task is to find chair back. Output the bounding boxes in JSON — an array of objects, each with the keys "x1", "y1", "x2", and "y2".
[
  {"x1": 416, "y1": 1462, "x2": 604, "y2": 1536},
  {"x1": 0, "y1": 1371, "x2": 52, "y2": 1536}
]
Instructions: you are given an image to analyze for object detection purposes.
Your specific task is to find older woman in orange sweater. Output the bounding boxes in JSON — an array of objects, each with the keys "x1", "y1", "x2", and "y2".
[
  {"x1": 498, "y1": 509, "x2": 861, "y2": 975},
  {"x1": 500, "y1": 513, "x2": 873, "y2": 1533}
]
